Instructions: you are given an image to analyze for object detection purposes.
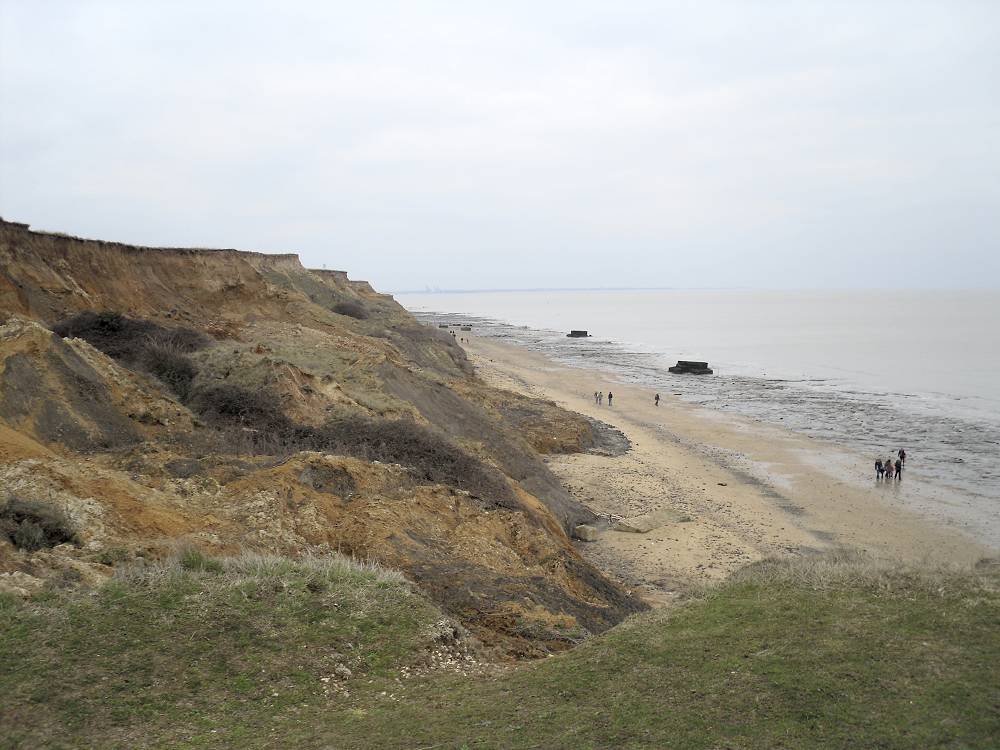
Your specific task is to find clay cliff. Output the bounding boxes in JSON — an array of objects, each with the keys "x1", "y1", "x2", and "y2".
[{"x1": 0, "y1": 219, "x2": 644, "y2": 655}]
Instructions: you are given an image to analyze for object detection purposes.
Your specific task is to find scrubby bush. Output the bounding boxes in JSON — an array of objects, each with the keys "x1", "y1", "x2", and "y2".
[
  {"x1": 188, "y1": 384, "x2": 290, "y2": 432},
  {"x1": 0, "y1": 496, "x2": 78, "y2": 551},
  {"x1": 333, "y1": 301, "x2": 370, "y2": 320},
  {"x1": 139, "y1": 343, "x2": 199, "y2": 399},
  {"x1": 309, "y1": 419, "x2": 515, "y2": 506},
  {"x1": 144, "y1": 326, "x2": 211, "y2": 354},
  {"x1": 51, "y1": 311, "x2": 211, "y2": 398},
  {"x1": 53, "y1": 311, "x2": 212, "y2": 356},
  {"x1": 12, "y1": 520, "x2": 46, "y2": 551},
  {"x1": 96, "y1": 547, "x2": 130, "y2": 566},
  {"x1": 187, "y1": 383, "x2": 515, "y2": 506}
]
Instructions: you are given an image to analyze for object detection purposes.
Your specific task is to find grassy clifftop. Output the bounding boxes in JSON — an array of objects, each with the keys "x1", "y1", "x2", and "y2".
[{"x1": 3, "y1": 551, "x2": 997, "y2": 749}]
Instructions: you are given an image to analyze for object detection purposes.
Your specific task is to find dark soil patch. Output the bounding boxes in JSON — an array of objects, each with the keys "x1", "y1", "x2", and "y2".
[
  {"x1": 378, "y1": 364, "x2": 591, "y2": 530},
  {"x1": 164, "y1": 458, "x2": 205, "y2": 479},
  {"x1": 297, "y1": 464, "x2": 357, "y2": 498},
  {"x1": 584, "y1": 416, "x2": 631, "y2": 457},
  {"x1": 0, "y1": 342, "x2": 140, "y2": 450}
]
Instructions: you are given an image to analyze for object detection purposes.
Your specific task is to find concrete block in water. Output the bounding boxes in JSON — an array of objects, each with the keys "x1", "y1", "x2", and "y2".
[
  {"x1": 567, "y1": 330, "x2": 591, "y2": 338},
  {"x1": 668, "y1": 359, "x2": 714, "y2": 375}
]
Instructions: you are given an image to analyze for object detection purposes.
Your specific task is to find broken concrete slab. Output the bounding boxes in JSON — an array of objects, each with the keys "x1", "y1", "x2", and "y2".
[
  {"x1": 574, "y1": 524, "x2": 598, "y2": 541},
  {"x1": 612, "y1": 508, "x2": 686, "y2": 534}
]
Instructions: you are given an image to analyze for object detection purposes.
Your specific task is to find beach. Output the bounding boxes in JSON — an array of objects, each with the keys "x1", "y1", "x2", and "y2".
[{"x1": 463, "y1": 334, "x2": 992, "y2": 605}]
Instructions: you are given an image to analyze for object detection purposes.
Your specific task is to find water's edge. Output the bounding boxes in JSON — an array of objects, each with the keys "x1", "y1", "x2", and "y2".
[{"x1": 413, "y1": 310, "x2": 1000, "y2": 549}]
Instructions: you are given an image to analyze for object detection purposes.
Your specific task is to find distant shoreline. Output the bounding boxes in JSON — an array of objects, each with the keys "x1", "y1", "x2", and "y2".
[{"x1": 393, "y1": 285, "x2": 997, "y2": 295}]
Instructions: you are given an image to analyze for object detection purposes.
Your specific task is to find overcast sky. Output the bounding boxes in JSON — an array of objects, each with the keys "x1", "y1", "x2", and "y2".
[{"x1": 1, "y1": 1, "x2": 998, "y2": 291}]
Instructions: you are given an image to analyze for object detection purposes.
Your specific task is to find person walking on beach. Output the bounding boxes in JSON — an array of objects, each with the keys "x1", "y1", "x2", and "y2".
[
  {"x1": 594, "y1": 391, "x2": 600, "y2": 405},
  {"x1": 654, "y1": 393, "x2": 660, "y2": 407},
  {"x1": 898, "y1": 448, "x2": 906, "y2": 465},
  {"x1": 875, "y1": 458, "x2": 884, "y2": 480},
  {"x1": 598, "y1": 391, "x2": 604, "y2": 405},
  {"x1": 884, "y1": 457, "x2": 894, "y2": 480},
  {"x1": 607, "y1": 392, "x2": 613, "y2": 407},
  {"x1": 895, "y1": 458, "x2": 903, "y2": 480}
]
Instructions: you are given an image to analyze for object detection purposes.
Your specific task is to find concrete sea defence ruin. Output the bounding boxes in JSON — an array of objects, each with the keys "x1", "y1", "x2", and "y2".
[
  {"x1": 669, "y1": 360, "x2": 714, "y2": 375},
  {"x1": 567, "y1": 330, "x2": 591, "y2": 338}
]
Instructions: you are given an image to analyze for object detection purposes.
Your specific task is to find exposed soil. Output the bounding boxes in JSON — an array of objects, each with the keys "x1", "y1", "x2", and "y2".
[{"x1": 0, "y1": 219, "x2": 644, "y2": 654}]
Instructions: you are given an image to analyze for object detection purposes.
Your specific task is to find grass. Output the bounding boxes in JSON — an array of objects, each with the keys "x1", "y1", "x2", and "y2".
[
  {"x1": 2, "y1": 551, "x2": 997, "y2": 749},
  {"x1": 0, "y1": 552, "x2": 444, "y2": 750}
]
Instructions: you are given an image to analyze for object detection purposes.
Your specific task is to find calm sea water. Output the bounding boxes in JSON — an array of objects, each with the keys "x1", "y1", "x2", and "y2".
[{"x1": 398, "y1": 290, "x2": 1000, "y2": 517}]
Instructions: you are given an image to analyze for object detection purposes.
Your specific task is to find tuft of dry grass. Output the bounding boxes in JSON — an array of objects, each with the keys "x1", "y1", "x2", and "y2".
[
  {"x1": 113, "y1": 548, "x2": 407, "y2": 589},
  {"x1": 726, "y1": 547, "x2": 995, "y2": 595}
]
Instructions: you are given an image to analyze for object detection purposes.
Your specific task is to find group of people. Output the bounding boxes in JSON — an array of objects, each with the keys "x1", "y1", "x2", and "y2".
[
  {"x1": 876, "y1": 449, "x2": 907, "y2": 481},
  {"x1": 592, "y1": 391, "x2": 662, "y2": 407}
]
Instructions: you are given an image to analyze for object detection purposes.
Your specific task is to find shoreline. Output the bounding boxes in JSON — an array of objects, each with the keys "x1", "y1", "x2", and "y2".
[{"x1": 463, "y1": 334, "x2": 993, "y2": 605}]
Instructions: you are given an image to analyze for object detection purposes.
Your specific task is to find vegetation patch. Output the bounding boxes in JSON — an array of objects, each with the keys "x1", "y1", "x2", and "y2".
[
  {"x1": 332, "y1": 300, "x2": 369, "y2": 320},
  {"x1": 52, "y1": 311, "x2": 210, "y2": 398},
  {"x1": 0, "y1": 495, "x2": 77, "y2": 551},
  {"x1": 138, "y1": 341, "x2": 200, "y2": 399},
  {"x1": 2, "y1": 551, "x2": 996, "y2": 749},
  {"x1": 191, "y1": 384, "x2": 516, "y2": 506},
  {"x1": 50, "y1": 313, "x2": 513, "y2": 505},
  {"x1": 0, "y1": 552, "x2": 446, "y2": 749},
  {"x1": 52, "y1": 311, "x2": 209, "y2": 360}
]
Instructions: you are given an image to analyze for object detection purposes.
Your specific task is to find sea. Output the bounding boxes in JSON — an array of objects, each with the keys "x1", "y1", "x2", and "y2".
[{"x1": 397, "y1": 289, "x2": 1000, "y2": 548}]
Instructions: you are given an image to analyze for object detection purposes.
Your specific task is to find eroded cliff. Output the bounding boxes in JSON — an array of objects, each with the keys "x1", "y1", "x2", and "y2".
[{"x1": 0, "y1": 219, "x2": 644, "y2": 655}]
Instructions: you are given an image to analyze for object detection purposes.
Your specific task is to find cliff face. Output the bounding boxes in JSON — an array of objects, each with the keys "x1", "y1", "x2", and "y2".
[{"x1": 0, "y1": 219, "x2": 643, "y2": 655}]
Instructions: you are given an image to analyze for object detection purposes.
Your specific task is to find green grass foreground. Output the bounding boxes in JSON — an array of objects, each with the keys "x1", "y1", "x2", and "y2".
[{"x1": 2, "y1": 551, "x2": 998, "y2": 749}]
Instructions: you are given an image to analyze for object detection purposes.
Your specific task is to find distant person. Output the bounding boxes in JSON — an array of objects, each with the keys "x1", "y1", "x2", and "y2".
[
  {"x1": 898, "y1": 448, "x2": 907, "y2": 465},
  {"x1": 654, "y1": 393, "x2": 660, "y2": 407},
  {"x1": 895, "y1": 458, "x2": 903, "y2": 479},
  {"x1": 607, "y1": 392, "x2": 613, "y2": 407},
  {"x1": 875, "y1": 459, "x2": 884, "y2": 479},
  {"x1": 594, "y1": 391, "x2": 600, "y2": 404},
  {"x1": 598, "y1": 391, "x2": 604, "y2": 405},
  {"x1": 884, "y1": 458, "x2": 894, "y2": 480}
]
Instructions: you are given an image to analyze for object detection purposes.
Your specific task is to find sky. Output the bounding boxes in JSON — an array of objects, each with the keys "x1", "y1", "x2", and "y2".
[{"x1": 1, "y1": 0, "x2": 998, "y2": 292}]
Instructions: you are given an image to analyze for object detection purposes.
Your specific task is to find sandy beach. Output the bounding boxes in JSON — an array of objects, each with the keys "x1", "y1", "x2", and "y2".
[{"x1": 464, "y1": 335, "x2": 992, "y2": 605}]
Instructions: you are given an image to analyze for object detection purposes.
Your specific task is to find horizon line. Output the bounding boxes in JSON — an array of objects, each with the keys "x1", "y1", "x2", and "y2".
[{"x1": 389, "y1": 285, "x2": 998, "y2": 295}]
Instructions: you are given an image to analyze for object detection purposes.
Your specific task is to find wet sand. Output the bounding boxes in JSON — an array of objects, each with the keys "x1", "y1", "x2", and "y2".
[{"x1": 464, "y1": 335, "x2": 992, "y2": 605}]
